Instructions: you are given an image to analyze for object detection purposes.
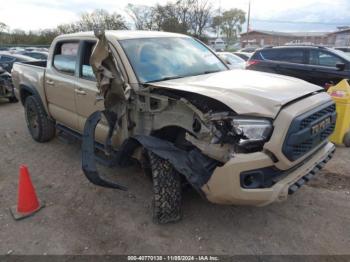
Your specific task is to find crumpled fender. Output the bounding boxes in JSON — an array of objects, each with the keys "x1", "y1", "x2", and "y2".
[
  {"x1": 131, "y1": 135, "x2": 220, "y2": 190},
  {"x1": 81, "y1": 110, "x2": 219, "y2": 191}
]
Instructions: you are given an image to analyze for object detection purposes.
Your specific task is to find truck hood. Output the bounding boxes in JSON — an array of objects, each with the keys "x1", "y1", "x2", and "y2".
[{"x1": 150, "y1": 70, "x2": 323, "y2": 118}]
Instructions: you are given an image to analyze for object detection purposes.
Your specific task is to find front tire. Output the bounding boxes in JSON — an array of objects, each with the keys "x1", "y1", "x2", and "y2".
[
  {"x1": 24, "y1": 96, "x2": 56, "y2": 142},
  {"x1": 147, "y1": 151, "x2": 182, "y2": 224}
]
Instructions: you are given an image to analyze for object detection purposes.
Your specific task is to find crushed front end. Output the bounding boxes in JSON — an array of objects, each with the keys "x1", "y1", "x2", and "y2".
[{"x1": 201, "y1": 92, "x2": 336, "y2": 206}]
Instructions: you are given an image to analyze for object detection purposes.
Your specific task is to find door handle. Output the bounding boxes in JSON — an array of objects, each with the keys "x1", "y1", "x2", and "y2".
[
  {"x1": 75, "y1": 89, "x2": 87, "y2": 95},
  {"x1": 46, "y1": 79, "x2": 55, "y2": 85}
]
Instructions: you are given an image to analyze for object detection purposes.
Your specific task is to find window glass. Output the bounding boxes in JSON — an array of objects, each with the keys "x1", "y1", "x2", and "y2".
[
  {"x1": 28, "y1": 53, "x2": 47, "y2": 60},
  {"x1": 309, "y1": 50, "x2": 343, "y2": 67},
  {"x1": 0, "y1": 55, "x2": 15, "y2": 62},
  {"x1": 119, "y1": 37, "x2": 226, "y2": 83},
  {"x1": 53, "y1": 42, "x2": 78, "y2": 75},
  {"x1": 278, "y1": 50, "x2": 304, "y2": 63},
  {"x1": 259, "y1": 49, "x2": 280, "y2": 61},
  {"x1": 260, "y1": 49, "x2": 304, "y2": 63},
  {"x1": 80, "y1": 42, "x2": 96, "y2": 81}
]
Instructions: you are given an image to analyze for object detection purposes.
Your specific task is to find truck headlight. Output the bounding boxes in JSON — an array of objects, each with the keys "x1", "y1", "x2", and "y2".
[{"x1": 232, "y1": 118, "x2": 273, "y2": 146}]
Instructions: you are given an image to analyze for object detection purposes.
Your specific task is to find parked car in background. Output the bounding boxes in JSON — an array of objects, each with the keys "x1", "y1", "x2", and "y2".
[
  {"x1": 0, "y1": 66, "x2": 17, "y2": 103},
  {"x1": 217, "y1": 52, "x2": 245, "y2": 69},
  {"x1": 17, "y1": 51, "x2": 48, "y2": 60},
  {"x1": 0, "y1": 52, "x2": 38, "y2": 73},
  {"x1": 238, "y1": 46, "x2": 258, "y2": 53},
  {"x1": 233, "y1": 51, "x2": 252, "y2": 61},
  {"x1": 247, "y1": 46, "x2": 350, "y2": 87}
]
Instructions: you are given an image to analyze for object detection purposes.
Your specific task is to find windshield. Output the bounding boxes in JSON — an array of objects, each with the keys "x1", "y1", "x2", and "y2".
[
  {"x1": 119, "y1": 37, "x2": 227, "y2": 83},
  {"x1": 332, "y1": 49, "x2": 350, "y2": 60}
]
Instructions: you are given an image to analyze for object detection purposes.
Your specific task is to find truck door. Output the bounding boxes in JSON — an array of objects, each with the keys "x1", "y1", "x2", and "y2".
[
  {"x1": 45, "y1": 41, "x2": 79, "y2": 130},
  {"x1": 74, "y1": 40, "x2": 126, "y2": 146}
]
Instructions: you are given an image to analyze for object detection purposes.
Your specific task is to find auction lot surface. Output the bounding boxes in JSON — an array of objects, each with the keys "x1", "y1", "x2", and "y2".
[{"x1": 0, "y1": 99, "x2": 350, "y2": 255}]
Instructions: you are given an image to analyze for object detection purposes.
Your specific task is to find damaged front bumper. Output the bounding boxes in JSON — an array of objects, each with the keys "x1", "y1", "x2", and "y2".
[{"x1": 201, "y1": 142, "x2": 335, "y2": 206}]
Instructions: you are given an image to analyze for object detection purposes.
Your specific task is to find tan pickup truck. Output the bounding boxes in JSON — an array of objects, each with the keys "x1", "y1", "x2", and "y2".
[{"x1": 12, "y1": 30, "x2": 336, "y2": 224}]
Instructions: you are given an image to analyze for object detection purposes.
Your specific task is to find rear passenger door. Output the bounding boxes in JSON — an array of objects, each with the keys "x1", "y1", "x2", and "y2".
[
  {"x1": 271, "y1": 49, "x2": 309, "y2": 80},
  {"x1": 45, "y1": 41, "x2": 79, "y2": 130}
]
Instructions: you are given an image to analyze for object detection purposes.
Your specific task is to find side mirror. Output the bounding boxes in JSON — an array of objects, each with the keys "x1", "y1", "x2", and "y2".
[{"x1": 336, "y1": 62, "x2": 345, "y2": 71}]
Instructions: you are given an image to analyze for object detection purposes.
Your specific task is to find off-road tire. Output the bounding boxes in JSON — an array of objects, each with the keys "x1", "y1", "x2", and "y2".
[
  {"x1": 344, "y1": 131, "x2": 350, "y2": 147},
  {"x1": 8, "y1": 96, "x2": 18, "y2": 103},
  {"x1": 147, "y1": 151, "x2": 182, "y2": 224},
  {"x1": 24, "y1": 95, "x2": 56, "y2": 142}
]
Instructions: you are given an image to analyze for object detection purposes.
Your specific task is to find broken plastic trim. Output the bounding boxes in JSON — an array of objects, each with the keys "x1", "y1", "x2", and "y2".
[
  {"x1": 82, "y1": 110, "x2": 127, "y2": 190},
  {"x1": 131, "y1": 135, "x2": 220, "y2": 190}
]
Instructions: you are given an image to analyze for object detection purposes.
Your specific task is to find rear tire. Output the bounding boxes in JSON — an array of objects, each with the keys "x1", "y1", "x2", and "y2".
[
  {"x1": 24, "y1": 96, "x2": 56, "y2": 142},
  {"x1": 147, "y1": 151, "x2": 182, "y2": 224}
]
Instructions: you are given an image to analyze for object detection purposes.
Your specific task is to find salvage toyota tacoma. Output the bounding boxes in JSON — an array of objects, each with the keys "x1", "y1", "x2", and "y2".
[{"x1": 12, "y1": 30, "x2": 336, "y2": 224}]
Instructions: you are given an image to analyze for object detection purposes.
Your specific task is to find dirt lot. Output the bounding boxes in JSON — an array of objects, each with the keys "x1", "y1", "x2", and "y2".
[{"x1": 0, "y1": 99, "x2": 350, "y2": 255}]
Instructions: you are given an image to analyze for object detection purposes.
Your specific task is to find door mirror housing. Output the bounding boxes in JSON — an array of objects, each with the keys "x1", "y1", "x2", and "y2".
[{"x1": 336, "y1": 62, "x2": 346, "y2": 71}]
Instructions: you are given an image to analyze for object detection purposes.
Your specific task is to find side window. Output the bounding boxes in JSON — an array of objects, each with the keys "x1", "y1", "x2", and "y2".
[
  {"x1": 0, "y1": 55, "x2": 15, "y2": 62},
  {"x1": 309, "y1": 50, "x2": 343, "y2": 67},
  {"x1": 277, "y1": 49, "x2": 304, "y2": 64},
  {"x1": 260, "y1": 49, "x2": 304, "y2": 64},
  {"x1": 53, "y1": 42, "x2": 79, "y2": 75},
  {"x1": 259, "y1": 49, "x2": 280, "y2": 61},
  {"x1": 80, "y1": 41, "x2": 96, "y2": 81}
]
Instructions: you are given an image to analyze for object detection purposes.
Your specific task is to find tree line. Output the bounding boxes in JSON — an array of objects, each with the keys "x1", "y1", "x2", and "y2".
[{"x1": 0, "y1": 0, "x2": 245, "y2": 46}]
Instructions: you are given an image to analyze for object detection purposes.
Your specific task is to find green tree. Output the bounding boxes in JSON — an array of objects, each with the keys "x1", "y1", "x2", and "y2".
[
  {"x1": 213, "y1": 8, "x2": 246, "y2": 45},
  {"x1": 57, "y1": 9, "x2": 128, "y2": 34}
]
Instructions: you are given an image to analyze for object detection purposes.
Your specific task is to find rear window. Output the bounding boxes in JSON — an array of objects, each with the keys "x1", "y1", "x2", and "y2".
[
  {"x1": 259, "y1": 49, "x2": 304, "y2": 64},
  {"x1": 53, "y1": 42, "x2": 79, "y2": 75}
]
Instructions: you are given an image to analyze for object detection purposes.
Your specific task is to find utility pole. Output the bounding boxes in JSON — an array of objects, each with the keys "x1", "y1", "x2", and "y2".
[
  {"x1": 217, "y1": 0, "x2": 222, "y2": 38},
  {"x1": 246, "y1": 0, "x2": 251, "y2": 47}
]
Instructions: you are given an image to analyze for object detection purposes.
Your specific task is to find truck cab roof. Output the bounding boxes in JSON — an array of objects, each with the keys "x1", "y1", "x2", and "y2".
[{"x1": 55, "y1": 30, "x2": 190, "y2": 41}]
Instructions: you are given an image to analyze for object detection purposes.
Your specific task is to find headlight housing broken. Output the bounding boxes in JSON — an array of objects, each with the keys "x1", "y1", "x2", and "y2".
[{"x1": 232, "y1": 118, "x2": 273, "y2": 151}]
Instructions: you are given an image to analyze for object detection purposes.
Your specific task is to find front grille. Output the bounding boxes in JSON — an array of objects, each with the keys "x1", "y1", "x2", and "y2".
[{"x1": 282, "y1": 102, "x2": 336, "y2": 161}]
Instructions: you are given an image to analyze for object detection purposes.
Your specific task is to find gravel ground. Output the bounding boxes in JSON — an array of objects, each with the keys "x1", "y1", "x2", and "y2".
[{"x1": 0, "y1": 99, "x2": 349, "y2": 255}]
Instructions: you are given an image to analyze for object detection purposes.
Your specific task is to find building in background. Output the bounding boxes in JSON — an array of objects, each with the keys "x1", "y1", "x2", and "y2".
[
  {"x1": 328, "y1": 28, "x2": 350, "y2": 47},
  {"x1": 240, "y1": 30, "x2": 330, "y2": 48}
]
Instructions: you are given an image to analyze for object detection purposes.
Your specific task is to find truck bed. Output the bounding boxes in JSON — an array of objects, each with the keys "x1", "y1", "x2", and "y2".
[{"x1": 11, "y1": 60, "x2": 47, "y2": 105}]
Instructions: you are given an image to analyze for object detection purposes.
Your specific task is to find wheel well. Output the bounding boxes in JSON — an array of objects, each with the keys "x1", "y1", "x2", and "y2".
[
  {"x1": 151, "y1": 126, "x2": 186, "y2": 142},
  {"x1": 19, "y1": 87, "x2": 34, "y2": 105},
  {"x1": 151, "y1": 126, "x2": 194, "y2": 151}
]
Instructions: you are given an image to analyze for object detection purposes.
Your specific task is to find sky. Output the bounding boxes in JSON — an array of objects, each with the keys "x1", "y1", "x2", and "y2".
[{"x1": 0, "y1": 0, "x2": 350, "y2": 32}]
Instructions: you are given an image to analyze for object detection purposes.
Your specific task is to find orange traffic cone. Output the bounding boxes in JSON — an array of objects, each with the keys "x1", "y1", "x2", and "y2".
[{"x1": 10, "y1": 165, "x2": 44, "y2": 220}]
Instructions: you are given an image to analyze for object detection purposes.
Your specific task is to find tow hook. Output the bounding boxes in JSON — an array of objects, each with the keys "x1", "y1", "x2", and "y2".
[{"x1": 81, "y1": 110, "x2": 127, "y2": 190}]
